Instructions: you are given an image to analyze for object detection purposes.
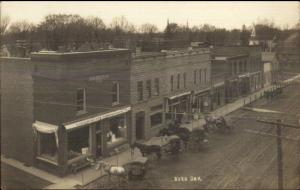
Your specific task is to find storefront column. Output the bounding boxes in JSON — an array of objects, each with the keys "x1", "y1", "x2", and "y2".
[
  {"x1": 58, "y1": 125, "x2": 68, "y2": 177},
  {"x1": 102, "y1": 119, "x2": 109, "y2": 156},
  {"x1": 125, "y1": 112, "x2": 132, "y2": 144},
  {"x1": 90, "y1": 124, "x2": 96, "y2": 158}
]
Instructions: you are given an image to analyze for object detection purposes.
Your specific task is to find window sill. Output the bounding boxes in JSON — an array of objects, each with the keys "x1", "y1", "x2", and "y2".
[
  {"x1": 112, "y1": 102, "x2": 120, "y2": 106},
  {"x1": 36, "y1": 156, "x2": 58, "y2": 166},
  {"x1": 107, "y1": 138, "x2": 127, "y2": 149},
  {"x1": 76, "y1": 110, "x2": 87, "y2": 116}
]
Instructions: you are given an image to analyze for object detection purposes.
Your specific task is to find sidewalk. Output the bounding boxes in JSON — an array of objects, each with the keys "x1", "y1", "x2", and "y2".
[{"x1": 181, "y1": 73, "x2": 300, "y2": 131}]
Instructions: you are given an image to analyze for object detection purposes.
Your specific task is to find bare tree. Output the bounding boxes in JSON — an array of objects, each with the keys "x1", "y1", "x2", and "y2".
[
  {"x1": 110, "y1": 15, "x2": 136, "y2": 34},
  {"x1": 0, "y1": 15, "x2": 10, "y2": 37}
]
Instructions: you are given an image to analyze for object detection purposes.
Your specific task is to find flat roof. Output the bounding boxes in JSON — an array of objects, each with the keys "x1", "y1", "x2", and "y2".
[{"x1": 31, "y1": 48, "x2": 130, "y2": 62}]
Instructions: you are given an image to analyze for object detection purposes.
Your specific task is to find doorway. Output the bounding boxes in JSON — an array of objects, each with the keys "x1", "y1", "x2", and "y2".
[{"x1": 135, "y1": 112, "x2": 145, "y2": 140}]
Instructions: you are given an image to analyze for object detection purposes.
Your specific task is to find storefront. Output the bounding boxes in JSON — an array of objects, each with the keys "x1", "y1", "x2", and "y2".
[
  {"x1": 165, "y1": 91, "x2": 191, "y2": 123},
  {"x1": 32, "y1": 106, "x2": 131, "y2": 176},
  {"x1": 192, "y1": 88, "x2": 211, "y2": 114}
]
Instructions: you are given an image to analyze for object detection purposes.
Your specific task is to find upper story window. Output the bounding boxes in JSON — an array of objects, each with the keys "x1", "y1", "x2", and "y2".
[
  {"x1": 194, "y1": 70, "x2": 197, "y2": 84},
  {"x1": 199, "y1": 69, "x2": 202, "y2": 84},
  {"x1": 183, "y1": 73, "x2": 187, "y2": 88},
  {"x1": 76, "y1": 88, "x2": 86, "y2": 114},
  {"x1": 204, "y1": 68, "x2": 207, "y2": 83},
  {"x1": 177, "y1": 74, "x2": 180, "y2": 89},
  {"x1": 112, "y1": 82, "x2": 120, "y2": 105},
  {"x1": 154, "y1": 78, "x2": 160, "y2": 96},
  {"x1": 170, "y1": 75, "x2": 174, "y2": 91},
  {"x1": 137, "y1": 81, "x2": 143, "y2": 101},
  {"x1": 146, "y1": 80, "x2": 152, "y2": 98}
]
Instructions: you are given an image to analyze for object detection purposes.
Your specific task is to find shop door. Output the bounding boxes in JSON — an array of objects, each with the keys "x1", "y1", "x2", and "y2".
[
  {"x1": 96, "y1": 132, "x2": 102, "y2": 157},
  {"x1": 135, "y1": 112, "x2": 145, "y2": 140}
]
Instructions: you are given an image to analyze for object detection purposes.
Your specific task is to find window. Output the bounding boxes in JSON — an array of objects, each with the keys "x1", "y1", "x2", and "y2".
[
  {"x1": 199, "y1": 69, "x2": 202, "y2": 84},
  {"x1": 177, "y1": 74, "x2": 180, "y2": 89},
  {"x1": 38, "y1": 133, "x2": 58, "y2": 163},
  {"x1": 170, "y1": 75, "x2": 174, "y2": 91},
  {"x1": 154, "y1": 78, "x2": 159, "y2": 96},
  {"x1": 107, "y1": 115, "x2": 127, "y2": 144},
  {"x1": 137, "y1": 81, "x2": 143, "y2": 101},
  {"x1": 194, "y1": 70, "x2": 197, "y2": 84},
  {"x1": 183, "y1": 73, "x2": 187, "y2": 88},
  {"x1": 112, "y1": 82, "x2": 119, "y2": 105},
  {"x1": 146, "y1": 80, "x2": 152, "y2": 98},
  {"x1": 204, "y1": 68, "x2": 207, "y2": 83},
  {"x1": 76, "y1": 88, "x2": 86, "y2": 113},
  {"x1": 68, "y1": 127, "x2": 90, "y2": 160},
  {"x1": 150, "y1": 112, "x2": 163, "y2": 127}
]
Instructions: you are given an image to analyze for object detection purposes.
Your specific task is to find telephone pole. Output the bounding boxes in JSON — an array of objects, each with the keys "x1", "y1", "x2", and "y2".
[{"x1": 256, "y1": 119, "x2": 299, "y2": 190}]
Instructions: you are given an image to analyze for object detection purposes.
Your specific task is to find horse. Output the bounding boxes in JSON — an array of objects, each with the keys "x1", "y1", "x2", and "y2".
[
  {"x1": 133, "y1": 142, "x2": 162, "y2": 160},
  {"x1": 86, "y1": 158, "x2": 128, "y2": 185},
  {"x1": 98, "y1": 161, "x2": 128, "y2": 184}
]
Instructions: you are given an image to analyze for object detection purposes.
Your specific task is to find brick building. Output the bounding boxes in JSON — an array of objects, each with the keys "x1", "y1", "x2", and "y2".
[
  {"x1": 1, "y1": 57, "x2": 34, "y2": 166},
  {"x1": 212, "y1": 46, "x2": 263, "y2": 104},
  {"x1": 130, "y1": 49, "x2": 211, "y2": 141},
  {"x1": 1, "y1": 49, "x2": 132, "y2": 176}
]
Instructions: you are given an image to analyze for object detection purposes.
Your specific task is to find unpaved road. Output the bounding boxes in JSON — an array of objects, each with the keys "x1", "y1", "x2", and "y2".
[{"x1": 83, "y1": 81, "x2": 300, "y2": 189}]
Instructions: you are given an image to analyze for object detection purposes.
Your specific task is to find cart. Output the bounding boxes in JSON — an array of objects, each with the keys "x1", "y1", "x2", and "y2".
[{"x1": 124, "y1": 157, "x2": 148, "y2": 180}]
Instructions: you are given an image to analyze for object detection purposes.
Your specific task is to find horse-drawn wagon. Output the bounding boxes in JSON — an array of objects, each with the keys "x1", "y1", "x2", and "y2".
[{"x1": 124, "y1": 157, "x2": 148, "y2": 180}]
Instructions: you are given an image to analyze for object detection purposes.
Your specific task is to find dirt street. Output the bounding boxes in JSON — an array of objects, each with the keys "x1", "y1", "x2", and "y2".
[{"x1": 83, "y1": 81, "x2": 300, "y2": 189}]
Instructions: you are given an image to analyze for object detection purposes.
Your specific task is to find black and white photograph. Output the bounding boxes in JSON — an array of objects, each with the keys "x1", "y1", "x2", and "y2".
[{"x1": 1, "y1": 1, "x2": 300, "y2": 189}]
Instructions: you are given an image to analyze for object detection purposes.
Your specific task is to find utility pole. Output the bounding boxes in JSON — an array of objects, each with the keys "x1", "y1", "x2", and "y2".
[
  {"x1": 256, "y1": 119, "x2": 299, "y2": 190},
  {"x1": 276, "y1": 119, "x2": 283, "y2": 190}
]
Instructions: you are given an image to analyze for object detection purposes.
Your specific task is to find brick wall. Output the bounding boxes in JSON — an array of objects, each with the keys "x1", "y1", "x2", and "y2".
[
  {"x1": 1, "y1": 58, "x2": 34, "y2": 165},
  {"x1": 130, "y1": 50, "x2": 211, "y2": 141}
]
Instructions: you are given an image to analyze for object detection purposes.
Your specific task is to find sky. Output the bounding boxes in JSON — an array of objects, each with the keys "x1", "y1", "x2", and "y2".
[{"x1": 1, "y1": 1, "x2": 299, "y2": 31}]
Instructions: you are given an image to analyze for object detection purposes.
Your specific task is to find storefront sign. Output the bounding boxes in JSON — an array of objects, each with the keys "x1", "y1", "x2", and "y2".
[
  {"x1": 88, "y1": 74, "x2": 109, "y2": 83},
  {"x1": 64, "y1": 106, "x2": 131, "y2": 130}
]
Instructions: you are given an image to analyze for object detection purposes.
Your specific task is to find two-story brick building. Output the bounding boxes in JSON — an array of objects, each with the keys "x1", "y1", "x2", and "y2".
[
  {"x1": 130, "y1": 49, "x2": 211, "y2": 141},
  {"x1": 1, "y1": 49, "x2": 133, "y2": 176},
  {"x1": 211, "y1": 46, "x2": 263, "y2": 104}
]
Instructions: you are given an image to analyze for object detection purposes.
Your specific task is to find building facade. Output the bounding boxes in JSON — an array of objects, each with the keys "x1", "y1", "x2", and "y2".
[
  {"x1": 212, "y1": 46, "x2": 263, "y2": 104},
  {"x1": 130, "y1": 49, "x2": 211, "y2": 141}
]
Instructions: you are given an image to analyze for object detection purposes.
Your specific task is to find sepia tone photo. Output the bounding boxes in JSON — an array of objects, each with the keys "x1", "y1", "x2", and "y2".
[{"x1": 0, "y1": 1, "x2": 300, "y2": 189}]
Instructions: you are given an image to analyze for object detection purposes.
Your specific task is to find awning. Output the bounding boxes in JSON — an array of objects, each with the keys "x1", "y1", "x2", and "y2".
[
  {"x1": 168, "y1": 91, "x2": 191, "y2": 100},
  {"x1": 64, "y1": 106, "x2": 131, "y2": 131},
  {"x1": 32, "y1": 121, "x2": 59, "y2": 147},
  {"x1": 194, "y1": 87, "x2": 211, "y2": 95}
]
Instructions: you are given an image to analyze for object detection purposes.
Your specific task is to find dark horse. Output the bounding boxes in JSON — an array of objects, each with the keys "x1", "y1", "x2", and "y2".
[{"x1": 133, "y1": 142, "x2": 162, "y2": 160}]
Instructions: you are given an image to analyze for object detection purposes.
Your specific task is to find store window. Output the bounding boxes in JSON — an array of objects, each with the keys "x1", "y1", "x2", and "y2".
[
  {"x1": 154, "y1": 78, "x2": 159, "y2": 96},
  {"x1": 76, "y1": 88, "x2": 86, "y2": 114},
  {"x1": 107, "y1": 115, "x2": 127, "y2": 145},
  {"x1": 137, "y1": 81, "x2": 143, "y2": 101},
  {"x1": 150, "y1": 112, "x2": 163, "y2": 127},
  {"x1": 37, "y1": 133, "x2": 58, "y2": 162},
  {"x1": 112, "y1": 82, "x2": 119, "y2": 105},
  {"x1": 170, "y1": 75, "x2": 174, "y2": 91},
  {"x1": 146, "y1": 80, "x2": 152, "y2": 98},
  {"x1": 177, "y1": 74, "x2": 180, "y2": 89},
  {"x1": 68, "y1": 127, "x2": 90, "y2": 160}
]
